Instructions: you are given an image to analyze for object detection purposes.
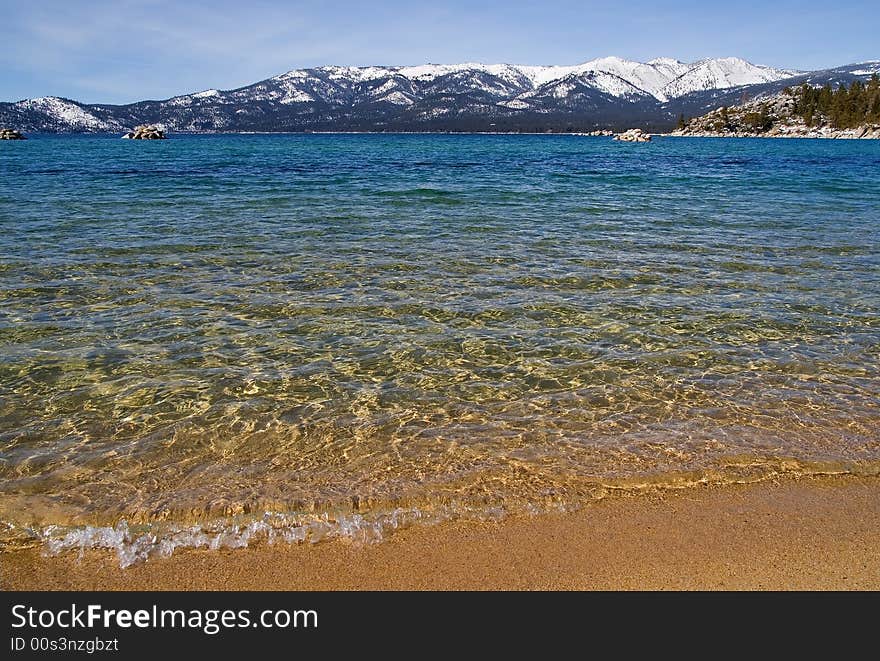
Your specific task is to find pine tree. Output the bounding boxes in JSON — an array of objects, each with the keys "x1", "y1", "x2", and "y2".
[
  {"x1": 676, "y1": 113, "x2": 686, "y2": 130},
  {"x1": 804, "y1": 108, "x2": 814, "y2": 127},
  {"x1": 791, "y1": 78, "x2": 880, "y2": 128},
  {"x1": 819, "y1": 84, "x2": 833, "y2": 114}
]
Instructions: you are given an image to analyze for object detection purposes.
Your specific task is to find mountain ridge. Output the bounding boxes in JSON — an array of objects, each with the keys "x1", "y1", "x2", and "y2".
[{"x1": 2, "y1": 57, "x2": 877, "y2": 134}]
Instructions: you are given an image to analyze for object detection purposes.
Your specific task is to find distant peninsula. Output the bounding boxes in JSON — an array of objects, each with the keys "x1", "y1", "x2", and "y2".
[{"x1": 673, "y1": 75, "x2": 880, "y2": 139}]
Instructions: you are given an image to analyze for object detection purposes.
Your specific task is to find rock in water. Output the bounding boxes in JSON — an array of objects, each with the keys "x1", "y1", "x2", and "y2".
[
  {"x1": 613, "y1": 128, "x2": 651, "y2": 142},
  {"x1": 123, "y1": 125, "x2": 167, "y2": 139},
  {"x1": 0, "y1": 128, "x2": 26, "y2": 140}
]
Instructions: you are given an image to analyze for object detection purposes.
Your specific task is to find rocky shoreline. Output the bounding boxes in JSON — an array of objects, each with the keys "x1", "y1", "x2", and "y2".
[
  {"x1": 0, "y1": 128, "x2": 26, "y2": 140},
  {"x1": 672, "y1": 88, "x2": 880, "y2": 139},
  {"x1": 572, "y1": 128, "x2": 651, "y2": 141},
  {"x1": 671, "y1": 124, "x2": 880, "y2": 139}
]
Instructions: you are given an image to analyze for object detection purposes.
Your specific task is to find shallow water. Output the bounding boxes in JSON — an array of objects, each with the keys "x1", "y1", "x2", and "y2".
[{"x1": 1, "y1": 134, "x2": 879, "y2": 564}]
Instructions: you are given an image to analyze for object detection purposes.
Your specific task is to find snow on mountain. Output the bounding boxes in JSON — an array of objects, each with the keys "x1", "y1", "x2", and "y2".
[
  {"x1": 497, "y1": 99, "x2": 530, "y2": 110},
  {"x1": 850, "y1": 61, "x2": 880, "y2": 76},
  {"x1": 321, "y1": 65, "x2": 396, "y2": 83},
  {"x1": 522, "y1": 56, "x2": 792, "y2": 101},
  {"x1": 146, "y1": 56, "x2": 795, "y2": 115},
  {"x1": 529, "y1": 69, "x2": 654, "y2": 102},
  {"x1": 9, "y1": 56, "x2": 874, "y2": 134},
  {"x1": 513, "y1": 63, "x2": 590, "y2": 87},
  {"x1": 12, "y1": 97, "x2": 120, "y2": 131},
  {"x1": 397, "y1": 63, "x2": 488, "y2": 80},
  {"x1": 571, "y1": 57, "x2": 686, "y2": 100},
  {"x1": 647, "y1": 57, "x2": 689, "y2": 69},
  {"x1": 279, "y1": 89, "x2": 315, "y2": 104},
  {"x1": 660, "y1": 57, "x2": 797, "y2": 99},
  {"x1": 376, "y1": 91, "x2": 414, "y2": 106},
  {"x1": 253, "y1": 56, "x2": 795, "y2": 104}
]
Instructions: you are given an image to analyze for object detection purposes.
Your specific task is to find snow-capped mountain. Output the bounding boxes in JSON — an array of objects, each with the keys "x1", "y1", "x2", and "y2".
[
  {"x1": 3, "y1": 97, "x2": 123, "y2": 132},
  {"x1": 203, "y1": 56, "x2": 791, "y2": 108},
  {"x1": 1, "y1": 57, "x2": 875, "y2": 133},
  {"x1": 659, "y1": 57, "x2": 797, "y2": 99}
]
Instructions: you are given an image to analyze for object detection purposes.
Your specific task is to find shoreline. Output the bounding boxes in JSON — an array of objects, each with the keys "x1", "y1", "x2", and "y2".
[
  {"x1": 667, "y1": 132, "x2": 880, "y2": 140},
  {"x1": 3, "y1": 474, "x2": 879, "y2": 590},
  {"x1": 9, "y1": 130, "x2": 880, "y2": 140}
]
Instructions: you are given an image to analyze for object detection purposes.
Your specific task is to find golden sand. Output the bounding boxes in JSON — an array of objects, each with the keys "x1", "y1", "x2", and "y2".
[{"x1": 3, "y1": 476, "x2": 879, "y2": 590}]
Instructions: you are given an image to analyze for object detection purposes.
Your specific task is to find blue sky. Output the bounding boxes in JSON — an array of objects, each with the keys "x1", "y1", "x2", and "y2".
[{"x1": 2, "y1": 0, "x2": 877, "y2": 103}]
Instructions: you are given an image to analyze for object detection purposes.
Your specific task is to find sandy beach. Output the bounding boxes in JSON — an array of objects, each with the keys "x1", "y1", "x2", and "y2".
[{"x1": 3, "y1": 475, "x2": 879, "y2": 591}]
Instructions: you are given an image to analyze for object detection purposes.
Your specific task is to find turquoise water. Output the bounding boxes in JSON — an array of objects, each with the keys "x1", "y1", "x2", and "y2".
[{"x1": 1, "y1": 134, "x2": 879, "y2": 563}]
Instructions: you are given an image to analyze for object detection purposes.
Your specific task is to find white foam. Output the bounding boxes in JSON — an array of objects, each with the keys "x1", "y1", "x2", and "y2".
[{"x1": 30, "y1": 505, "x2": 496, "y2": 568}]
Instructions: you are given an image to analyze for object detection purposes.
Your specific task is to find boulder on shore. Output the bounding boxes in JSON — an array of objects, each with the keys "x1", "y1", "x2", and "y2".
[
  {"x1": 123, "y1": 125, "x2": 166, "y2": 140},
  {"x1": 0, "y1": 128, "x2": 26, "y2": 140},
  {"x1": 613, "y1": 128, "x2": 651, "y2": 142}
]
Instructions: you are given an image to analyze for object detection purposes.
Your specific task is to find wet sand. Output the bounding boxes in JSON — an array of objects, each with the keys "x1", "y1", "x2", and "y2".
[{"x1": 3, "y1": 476, "x2": 880, "y2": 590}]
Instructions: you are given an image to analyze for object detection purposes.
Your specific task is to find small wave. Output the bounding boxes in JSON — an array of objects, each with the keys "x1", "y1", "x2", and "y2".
[
  {"x1": 7, "y1": 457, "x2": 878, "y2": 568},
  {"x1": 373, "y1": 188, "x2": 464, "y2": 204},
  {"x1": 15, "y1": 505, "x2": 505, "y2": 569}
]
